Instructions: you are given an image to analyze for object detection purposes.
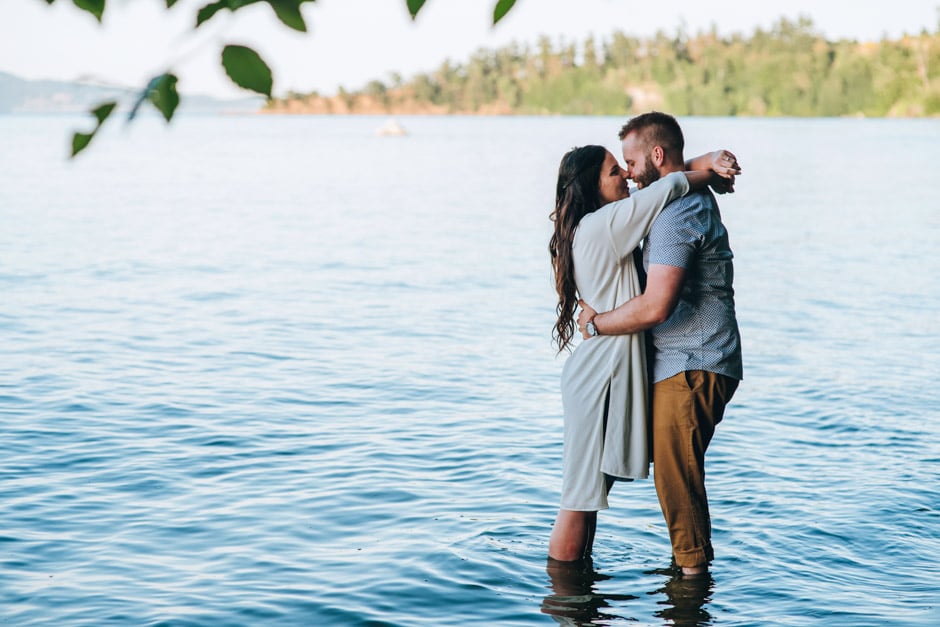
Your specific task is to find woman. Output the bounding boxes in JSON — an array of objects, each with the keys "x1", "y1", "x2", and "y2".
[{"x1": 547, "y1": 145, "x2": 735, "y2": 561}]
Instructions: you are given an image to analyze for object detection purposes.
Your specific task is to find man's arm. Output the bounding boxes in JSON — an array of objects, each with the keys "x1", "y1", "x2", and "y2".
[{"x1": 578, "y1": 264, "x2": 686, "y2": 337}]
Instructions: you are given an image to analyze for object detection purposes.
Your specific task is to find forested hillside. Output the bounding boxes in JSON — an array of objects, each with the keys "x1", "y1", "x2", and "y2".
[{"x1": 267, "y1": 17, "x2": 940, "y2": 117}]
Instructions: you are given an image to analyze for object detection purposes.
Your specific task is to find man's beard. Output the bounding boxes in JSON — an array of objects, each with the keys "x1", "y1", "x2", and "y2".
[{"x1": 634, "y1": 154, "x2": 661, "y2": 189}]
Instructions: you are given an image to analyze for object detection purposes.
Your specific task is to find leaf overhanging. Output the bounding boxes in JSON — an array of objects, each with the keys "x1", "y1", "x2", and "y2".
[
  {"x1": 493, "y1": 0, "x2": 516, "y2": 25},
  {"x1": 221, "y1": 45, "x2": 273, "y2": 97}
]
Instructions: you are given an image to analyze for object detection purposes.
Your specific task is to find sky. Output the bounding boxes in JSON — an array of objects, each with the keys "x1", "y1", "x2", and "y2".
[{"x1": 2, "y1": 0, "x2": 938, "y2": 99}]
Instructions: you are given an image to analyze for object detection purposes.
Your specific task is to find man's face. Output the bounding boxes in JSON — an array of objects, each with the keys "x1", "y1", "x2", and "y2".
[{"x1": 621, "y1": 132, "x2": 660, "y2": 189}]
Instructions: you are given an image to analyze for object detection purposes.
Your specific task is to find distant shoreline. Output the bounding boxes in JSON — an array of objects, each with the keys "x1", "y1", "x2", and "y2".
[{"x1": 261, "y1": 20, "x2": 940, "y2": 120}]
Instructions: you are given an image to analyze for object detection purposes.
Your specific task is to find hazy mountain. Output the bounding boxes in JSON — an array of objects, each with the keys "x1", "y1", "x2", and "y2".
[{"x1": 0, "y1": 71, "x2": 263, "y2": 114}]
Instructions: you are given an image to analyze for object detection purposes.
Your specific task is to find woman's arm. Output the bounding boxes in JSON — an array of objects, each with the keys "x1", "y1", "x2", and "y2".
[
  {"x1": 686, "y1": 150, "x2": 741, "y2": 178},
  {"x1": 605, "y1": 171, "x2": 690, "y2": 254},
  {"x1": 605, "y1": 166, "x2": 723, "y2": 260},
  {"x1": 682, "y1": 169, "x2": 725, "y2": 192}
]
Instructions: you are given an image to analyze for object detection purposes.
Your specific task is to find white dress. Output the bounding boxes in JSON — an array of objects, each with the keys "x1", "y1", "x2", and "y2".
[{"x1": 559, "y1": 171, "x2": 691, "y2": 511}]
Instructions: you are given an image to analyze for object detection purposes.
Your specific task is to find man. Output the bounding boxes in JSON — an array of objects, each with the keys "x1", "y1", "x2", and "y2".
[{"x1": 578, "y1": 111, "x2": 743, "y2": 577}]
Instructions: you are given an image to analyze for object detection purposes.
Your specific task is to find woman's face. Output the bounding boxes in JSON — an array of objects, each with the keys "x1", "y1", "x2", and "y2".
[{"x1": 597, "y1": 150, "x2": 630, "y2": 205}]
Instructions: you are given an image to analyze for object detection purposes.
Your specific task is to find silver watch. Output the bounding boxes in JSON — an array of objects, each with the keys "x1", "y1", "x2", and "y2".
[{"x1": 586, "y1": 320, "x2": 598, "y2": 337}]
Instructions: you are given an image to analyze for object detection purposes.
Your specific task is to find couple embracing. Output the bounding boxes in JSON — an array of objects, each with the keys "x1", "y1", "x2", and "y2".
[{"x1": 548, "y1": 112, "x2": 743, "y2": 577}]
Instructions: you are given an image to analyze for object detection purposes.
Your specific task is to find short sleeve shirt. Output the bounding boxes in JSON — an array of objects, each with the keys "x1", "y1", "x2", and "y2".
[{"x1": 643, "y1": 189, "x2": 743, "y2": 383}]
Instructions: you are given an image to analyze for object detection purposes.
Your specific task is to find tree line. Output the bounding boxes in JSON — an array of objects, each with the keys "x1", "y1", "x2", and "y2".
[{"x1": 268, "y1": 16, "x2": 940, "y2": 117}]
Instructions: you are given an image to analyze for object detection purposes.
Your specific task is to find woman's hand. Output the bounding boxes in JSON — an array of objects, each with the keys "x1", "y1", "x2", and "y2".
[
  {"x1": 707, "y1": 150, "x2": 741, "y2": 179},
  {"x1": 685, "y1": 150, "x2": 741, "y2": 193},
  {"x1": 706, "y1": 150, "x2": 740, "y2": 194},
  {"x1": 577, "y1": 299, "x2": 598, "y2": 339}
]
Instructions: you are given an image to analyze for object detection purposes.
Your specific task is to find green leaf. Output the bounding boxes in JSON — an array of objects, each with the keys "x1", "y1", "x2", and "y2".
[
  {"x1": 71, "y1": 101, "x2": 117, "y2": 157},
  {"x1": 166, "y1": 0, "x2": 180, "y2": 7},
  {"x1": 221, "y1": 45, "x2": 273, "y2": 97},
  {"x1": 406, "y1": 0, "x2": 426, "y2": 20},
  {"x1": 72, "y1": 132, "x2": 94, "y2": 156},
  {"x1": 72, "y1": 0, "x2": 105, "y2": 22},
  {"x1": 493, "y1": 0, "x2": 516, "y2": 24},
  {"x1": 148, "y1": 74, "x2": 180, "y2": 122},
  {"x1": 268, "y1": 0, "x2": 306, "y2": 32},
  {"x1": 196, "y1": 0, "x2": 265, "y2": 28},
  {"x1": 91, "y1": 101, "x2": 116, "y2": 124},
  {"x1": 196, "y1": 0, "x2": 229, "y2": 27}
]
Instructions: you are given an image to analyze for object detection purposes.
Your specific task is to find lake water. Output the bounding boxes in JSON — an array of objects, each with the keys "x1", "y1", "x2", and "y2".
[{"x1": 1, "y1": 113, "x2": 938, "y2": 626}]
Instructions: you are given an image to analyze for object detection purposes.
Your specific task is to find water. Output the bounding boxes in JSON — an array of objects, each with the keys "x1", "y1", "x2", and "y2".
[{"x1": 1, "y1": 113, "x2": 938, "y2": 626}]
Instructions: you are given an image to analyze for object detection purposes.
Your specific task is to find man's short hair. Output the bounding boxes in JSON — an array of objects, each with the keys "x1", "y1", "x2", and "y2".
[{"x1": 618, "y1": 111, "x2": 685, "y2": 164}]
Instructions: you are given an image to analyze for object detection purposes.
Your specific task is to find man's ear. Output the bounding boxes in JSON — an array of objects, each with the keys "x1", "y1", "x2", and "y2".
[{"x1": 651, "y1": 145, "x2": 665, "y2": 167}]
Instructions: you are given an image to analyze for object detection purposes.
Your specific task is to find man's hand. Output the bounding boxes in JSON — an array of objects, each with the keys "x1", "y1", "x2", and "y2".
[{"x1": 577, "y1": 299, "x2": 598, "y2": 339}]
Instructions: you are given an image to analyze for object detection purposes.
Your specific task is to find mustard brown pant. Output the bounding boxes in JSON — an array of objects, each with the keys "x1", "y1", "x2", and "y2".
[{"x1": 652, "y1": 370, "x2": 738, "y2": 569}]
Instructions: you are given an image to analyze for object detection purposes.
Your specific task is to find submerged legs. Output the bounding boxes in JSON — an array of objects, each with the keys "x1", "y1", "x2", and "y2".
[{"x1": 548, "y1": 509, "x2": 598, "y2": 561}]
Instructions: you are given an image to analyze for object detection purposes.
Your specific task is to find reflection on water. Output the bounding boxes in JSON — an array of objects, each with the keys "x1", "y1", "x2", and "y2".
[
  {"x1": 542, "y1": 558, "x2": 714, "y2": 626},
  {"x1": 542, "y1": 558, "x2": 628, "y2": 625},
  {"x1": 653, "y1": 570, "x2": 715, "y2": 626}
]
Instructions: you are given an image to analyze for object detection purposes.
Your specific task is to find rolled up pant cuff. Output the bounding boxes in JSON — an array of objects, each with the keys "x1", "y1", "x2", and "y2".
[{"x1": 673, "y1": 544, "x2": 714, "y2": 569}]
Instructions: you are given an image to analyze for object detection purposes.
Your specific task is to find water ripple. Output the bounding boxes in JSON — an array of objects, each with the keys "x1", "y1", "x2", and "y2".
[{"x1": 2, "y1": 116, "x2": 939, "y2": 625}]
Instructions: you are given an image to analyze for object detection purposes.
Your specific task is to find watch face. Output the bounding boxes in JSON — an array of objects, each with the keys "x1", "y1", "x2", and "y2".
[{"x1": 587, "y1": 321, "x2": 597, "y2": 336}]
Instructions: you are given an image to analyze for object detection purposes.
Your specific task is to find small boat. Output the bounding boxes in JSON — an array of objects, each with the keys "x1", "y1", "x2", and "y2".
[{"x1": 376, "y1": 118, "x2": 407, "y2": 136}]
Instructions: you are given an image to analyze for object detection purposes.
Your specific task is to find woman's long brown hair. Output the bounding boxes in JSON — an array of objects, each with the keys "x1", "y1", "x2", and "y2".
[{"x1": 549, "y1": 145, "x2": 607, "y2": 353}]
